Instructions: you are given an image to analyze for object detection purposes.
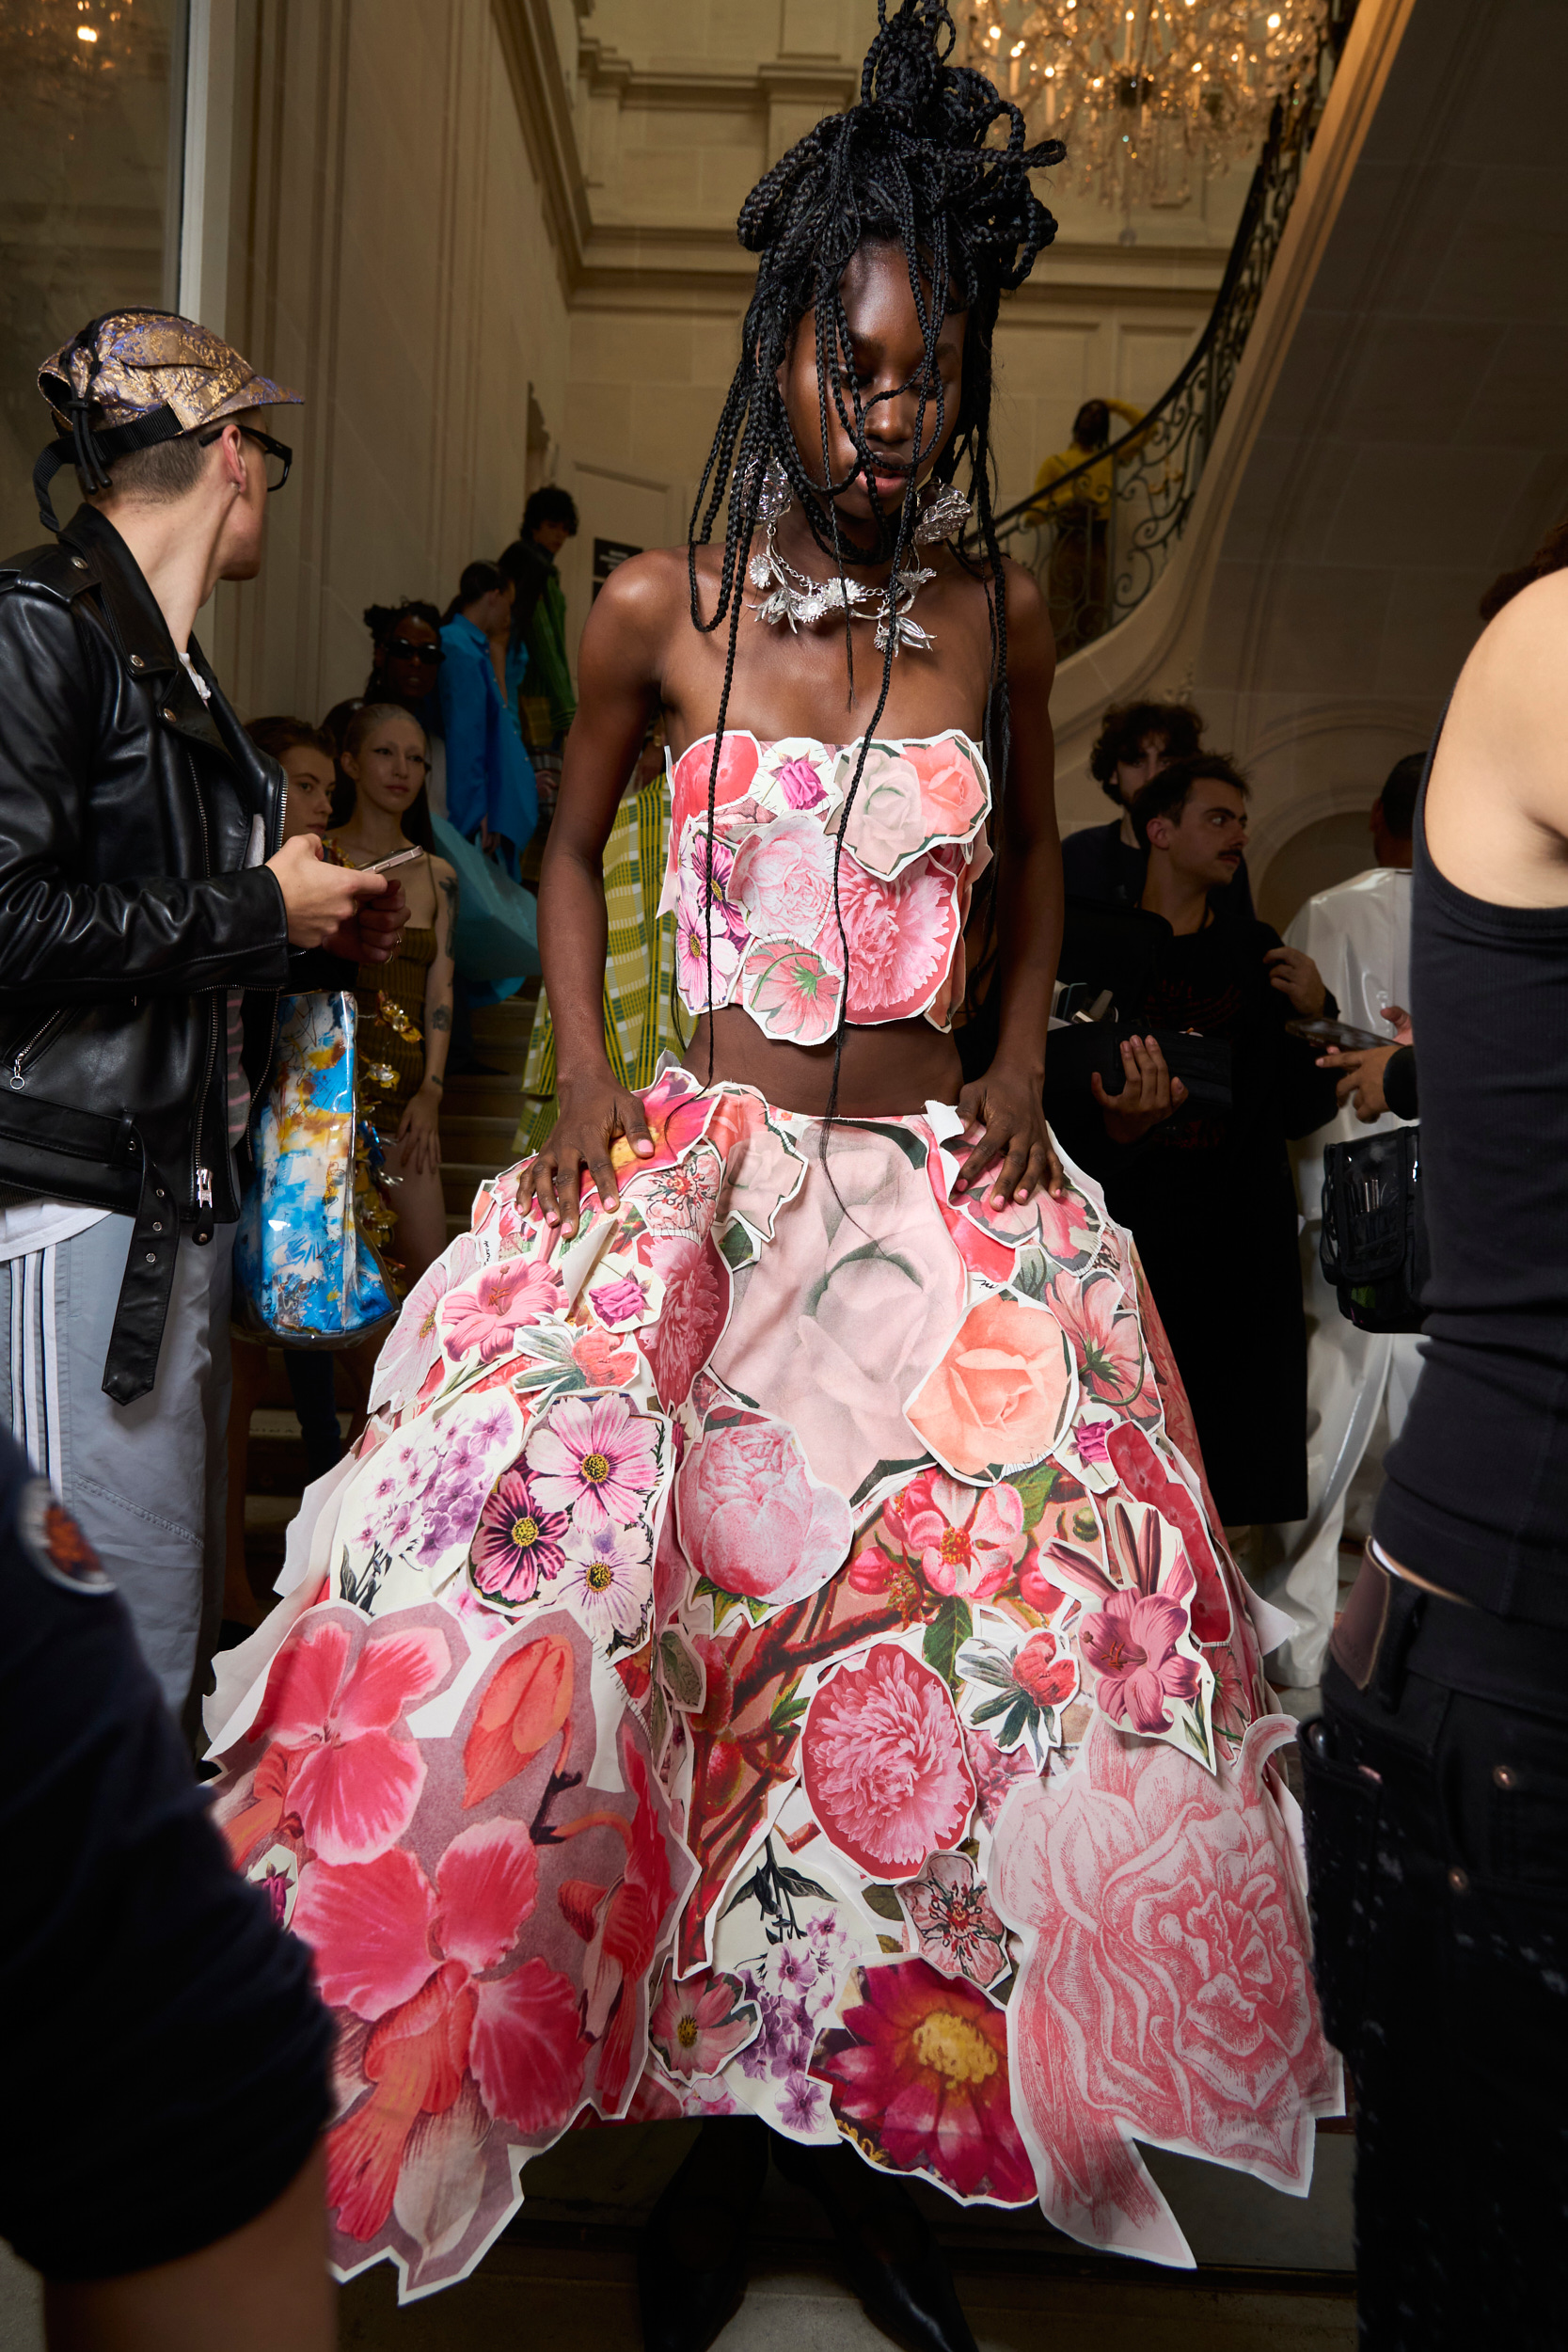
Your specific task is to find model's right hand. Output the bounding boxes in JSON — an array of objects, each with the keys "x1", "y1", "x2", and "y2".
[
  {"x1": 521, "y1": 1077, "x2": 656, "y2": 1235},
  {"x1": 268, "y1": 834, "x2": 391, "y2": 949}
]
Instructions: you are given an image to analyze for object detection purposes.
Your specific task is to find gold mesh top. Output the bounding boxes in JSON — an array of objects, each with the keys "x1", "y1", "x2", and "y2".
[{"x1": 39, "y1": 311, "x2": 302, "y2": 436}]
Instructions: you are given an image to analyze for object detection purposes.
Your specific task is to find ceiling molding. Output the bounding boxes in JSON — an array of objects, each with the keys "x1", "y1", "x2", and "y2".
[{"x1": 491, "y1": 0, "x2": 592, "y2": 296}]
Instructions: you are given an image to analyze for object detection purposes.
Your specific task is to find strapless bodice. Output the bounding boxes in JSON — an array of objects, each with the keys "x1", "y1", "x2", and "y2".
[{"x1": 657, "y1": 729, "x2": 993, "y2": 1043}]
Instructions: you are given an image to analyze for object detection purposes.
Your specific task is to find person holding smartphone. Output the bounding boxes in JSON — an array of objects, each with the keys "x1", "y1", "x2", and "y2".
[{"x1": 327, "y1": 704, "x2": 457, "y2": 1283}]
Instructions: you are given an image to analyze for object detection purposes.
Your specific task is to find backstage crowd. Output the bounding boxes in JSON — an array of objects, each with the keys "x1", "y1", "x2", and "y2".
[{"x1": 1, "y1": 305, "x2": 1565, "y2": 2352}]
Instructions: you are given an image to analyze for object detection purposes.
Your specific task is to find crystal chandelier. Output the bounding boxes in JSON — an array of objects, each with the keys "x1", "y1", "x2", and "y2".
[
  {"x1": 963, "y1": 0, "x2": 1328, "y2": 213},
  {"x1": 0, "y1": 0, "x2": 152, "y2": 116}
]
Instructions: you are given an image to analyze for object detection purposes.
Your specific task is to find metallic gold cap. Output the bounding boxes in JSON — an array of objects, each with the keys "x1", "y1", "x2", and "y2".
[{"x1": 39, "y1": 310, "x2": 302, "y2": 437}]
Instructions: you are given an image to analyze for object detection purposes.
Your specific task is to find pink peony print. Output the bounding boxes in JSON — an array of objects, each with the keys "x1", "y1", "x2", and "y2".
[
  {"x1": 523, "y1": 1391, "x2": 662, "y2": 1537},
  {"x1": 730, "y1": 814, "x2": 838, "y2": 943},
  {"x1": 440, "y1": 1256, "x2": 562, "y2": 1369},
  {"x1": 638, "y1": 1234, "x2": 730, "y2": 1408},
  {"x1": 647, "y1": 1960, "x2": 758, "y2": 2079},
  {"x1": 801, "y1": 1643, "x2": 976, "y2": 1877},
  {"x1": 677, "y1": 1416, "x2": 851, "y2": 1606},
  {"x1": 896, "y1": 1851, "x2": 1010, "y2": 1989},
  {"x1": 218, "y1": 1611, "x2": 451, "y2": 1868},
  {"x1": 293, "y1": 1818, "x2": 589, "y2": 2244},
  {"x1": 809, "y1": 1958, "x2": 1035, "y2": 2203},
  {"x1": 1080, "y1": 1591, "x2": 1203, "y2": 1735},
  {"x1": 1051, "y1": 1271, "x2": 1144, "y2": 1404},
  {"x1": 881, "y1": 1470, "x2": 1026, "y2": 1602},
  {"x1": 990, "y1": 1709, "x2": 1340, "y2": 2265},
  {"x1": 470, "y1": 1469, "x2": 566, "y2": 1609},
  {"x1": 742, "y1": 941, "x2": 843, "y2": 1045},
  {"x1": 368, "y1": 1233, "x2": 480, "y2": 1413},
  {"x1": 835, "y1": 856, "x2": 957, "y2": 1025}
]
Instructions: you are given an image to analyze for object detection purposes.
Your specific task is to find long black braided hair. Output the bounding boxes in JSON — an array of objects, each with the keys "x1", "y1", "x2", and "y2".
[{"x1": 685, "y1": 0, "x2": 1062, "y2": 1128}]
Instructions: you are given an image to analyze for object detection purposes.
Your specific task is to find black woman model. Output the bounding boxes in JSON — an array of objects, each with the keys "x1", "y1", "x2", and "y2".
[{"x1": 211, "y1": 8, "x2": 1338, "y2": 2343}]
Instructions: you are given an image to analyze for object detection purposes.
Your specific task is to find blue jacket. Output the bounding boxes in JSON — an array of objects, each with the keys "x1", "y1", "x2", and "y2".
[{"x1": 437, "y1": 615, "x2": 537, "y2": 851}]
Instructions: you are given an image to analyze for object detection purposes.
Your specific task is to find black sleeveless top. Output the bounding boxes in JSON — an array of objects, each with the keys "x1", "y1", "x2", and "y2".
[{"x1": 1375, "y1": 765, "x2": 1568, "y2": 1626}]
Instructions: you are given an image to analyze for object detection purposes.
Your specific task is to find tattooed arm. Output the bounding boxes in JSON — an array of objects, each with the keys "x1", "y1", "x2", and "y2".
[{"x1": 397, "y1": 856, "x2": 457, "y2": 1176}]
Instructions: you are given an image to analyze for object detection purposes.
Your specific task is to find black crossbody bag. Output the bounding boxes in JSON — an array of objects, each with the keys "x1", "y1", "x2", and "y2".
[{"x1": 1319, "y1": 1126, "x2": 1427, "y2": 1334}]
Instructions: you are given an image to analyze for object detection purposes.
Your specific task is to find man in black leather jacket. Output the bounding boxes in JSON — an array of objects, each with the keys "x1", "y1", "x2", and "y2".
[{"x1": 0, "y1": 311, "x2": 403, "y2": 1726}]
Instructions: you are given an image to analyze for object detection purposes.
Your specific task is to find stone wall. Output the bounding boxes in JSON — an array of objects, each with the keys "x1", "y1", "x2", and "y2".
[{"x1": 206, "y1": 0, "x2": 570, "y2": 723}]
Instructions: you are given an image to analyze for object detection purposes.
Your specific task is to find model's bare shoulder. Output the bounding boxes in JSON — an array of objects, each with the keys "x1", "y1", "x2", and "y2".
[
  {"x1": 1430, "y1": 571, "x2": 1568, "y2": 901},
  {"x1": 1000, "y1": 554, "x2": 1054, "y2": 680},
  {"x1": 573, "y1": 547, "x2": 690, "y2": 700}
]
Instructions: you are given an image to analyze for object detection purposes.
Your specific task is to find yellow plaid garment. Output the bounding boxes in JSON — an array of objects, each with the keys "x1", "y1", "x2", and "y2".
[{"x1": 514, "y1": 773, "x2": 685, "y2": 1154}]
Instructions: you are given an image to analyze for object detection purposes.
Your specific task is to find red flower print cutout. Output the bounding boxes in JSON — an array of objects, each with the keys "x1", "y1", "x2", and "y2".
[
  {"x1": 218, "y1": 1610, "x2": 451, "y2": 1868},
  {"x1": 810, "y1": 1958, "x2": 1035, "y2": 2203},
  {"x1": 989, "y1": 1708, "x2": 1342, "y2": 2267},
  {"x1": 801, "y1": 1643, "x2": 976, "y2": 1878}
]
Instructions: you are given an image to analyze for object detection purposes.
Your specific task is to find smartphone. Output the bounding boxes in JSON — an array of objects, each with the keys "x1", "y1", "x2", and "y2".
[
  {"x1": 1286, "y1": 1015, "x2": 1388, "y2": 1052},
  {"x1": 361, "y1": 843, "x2": 423, "y2": 875}
]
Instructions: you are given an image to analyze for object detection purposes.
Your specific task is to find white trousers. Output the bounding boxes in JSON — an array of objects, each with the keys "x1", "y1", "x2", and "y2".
[
  {"x1": 1256, "y1": 1226, "x2": 1423, "y2": 1687},
  {"x1": 0, "y1": 1214, "x2": 234, "y2": 1722}
]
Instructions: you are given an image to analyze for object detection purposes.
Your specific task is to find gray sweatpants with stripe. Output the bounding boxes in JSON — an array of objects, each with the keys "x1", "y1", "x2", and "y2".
[{"x1": 0, "y1": 1215, "x2": 235, "y2": 1724}]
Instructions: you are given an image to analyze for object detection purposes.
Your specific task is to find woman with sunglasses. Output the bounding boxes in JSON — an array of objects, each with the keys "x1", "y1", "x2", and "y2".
[{"x1": 323, "y1": 600, "x2": 448, "y2": 813}]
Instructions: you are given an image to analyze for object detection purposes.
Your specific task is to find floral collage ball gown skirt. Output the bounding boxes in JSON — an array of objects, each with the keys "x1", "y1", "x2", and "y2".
[{"x1": 210, "y1": 1066, "x2": 1341, "y2": 2301}]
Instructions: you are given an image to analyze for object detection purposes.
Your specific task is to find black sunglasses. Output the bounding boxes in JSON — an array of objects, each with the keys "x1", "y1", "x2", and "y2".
[
  {"x1": 198, "y1": 421, "x2": 293, "y2": 492},
  {"x1": 384, "y1": 638, "x2": 444, "y2": 666}
]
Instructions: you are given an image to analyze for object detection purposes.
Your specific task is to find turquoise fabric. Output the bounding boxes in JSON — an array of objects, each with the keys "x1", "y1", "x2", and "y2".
[{"x1": 437, "y1": 614, "x2": 538, "y2": 850}]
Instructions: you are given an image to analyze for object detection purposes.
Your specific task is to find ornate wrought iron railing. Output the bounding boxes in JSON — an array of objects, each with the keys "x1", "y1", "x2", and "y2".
[{"x1": 983, "y1": 0, "x2": 1359, "y2": 657}]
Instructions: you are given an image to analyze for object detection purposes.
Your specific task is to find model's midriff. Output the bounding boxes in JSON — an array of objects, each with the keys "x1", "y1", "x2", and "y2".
[{"x1": 683, "y1": 1005, "x2": 963, "y2": 1118}]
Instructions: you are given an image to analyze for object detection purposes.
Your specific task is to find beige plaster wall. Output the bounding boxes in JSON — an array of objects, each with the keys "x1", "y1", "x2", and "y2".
[{"x1": 206, "y1": 0, "x2": 569, "y2": 725}]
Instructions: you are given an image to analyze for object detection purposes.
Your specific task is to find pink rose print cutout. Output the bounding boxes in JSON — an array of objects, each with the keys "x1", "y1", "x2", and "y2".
[
  {"x1": 905, "y1": 1293, "x2": 1077, "y2": 1482},
  {"x1": 730, "y1": 813, "x2": 838, "y2": 944},
  {"x1": 801, "y1": 1643, "x2": 976, "y2": 1878},
  {"x1": 990, "y1": 1708, "x2": 1341, "y2": 2268},
  {"x1": 677, "y1": 1416, "x2": 852, "y2": 1607}
]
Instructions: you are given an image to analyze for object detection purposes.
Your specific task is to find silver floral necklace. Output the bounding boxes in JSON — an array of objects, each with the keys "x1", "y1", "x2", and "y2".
[{"x1": 746, "y1": 457, "x2": 971, "y2": 654}]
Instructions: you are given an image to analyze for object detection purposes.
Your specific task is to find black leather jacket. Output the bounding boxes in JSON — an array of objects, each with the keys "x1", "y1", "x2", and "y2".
[{"x1": 0, "y1": 502, "x2": 293, "y2": 1229}]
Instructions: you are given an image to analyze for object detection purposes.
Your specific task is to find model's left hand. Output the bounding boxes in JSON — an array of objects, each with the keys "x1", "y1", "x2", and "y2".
[
  {"x1": 954, "y1": 1063, "x2": 1066, "y2": 1207},
  {"x1": 396, "y1": 1077, "x2": 443, "y2": 1174},
  {"x1": 1264, "y1": 945, "x2": 1327, "y2": 1017}
]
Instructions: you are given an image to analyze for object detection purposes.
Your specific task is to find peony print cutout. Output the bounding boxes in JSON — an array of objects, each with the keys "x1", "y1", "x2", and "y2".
[
  {"x1": 990, "y1": 1709, "x2": 1342, "y2": 2267},
  {"x1": 800, "y1": 1643, "x2": 977, "y2": 1880},
  {"x1": 677, "y1": 1411, "x2": 852, "y2": 1610}
]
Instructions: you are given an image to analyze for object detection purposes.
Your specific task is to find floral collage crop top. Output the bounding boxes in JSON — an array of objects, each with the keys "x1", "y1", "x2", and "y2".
[{"x1": 658, "y1": 730, "x2": 993, "y2": 1047}]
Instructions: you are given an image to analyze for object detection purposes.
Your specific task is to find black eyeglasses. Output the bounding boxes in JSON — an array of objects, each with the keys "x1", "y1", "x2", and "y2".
[
  {"x1": 384, "y1": 639, "x2": 444, "y2": 667},
  {"x1": 198, "y1": 421, "x2": 293, "y2": 492}
]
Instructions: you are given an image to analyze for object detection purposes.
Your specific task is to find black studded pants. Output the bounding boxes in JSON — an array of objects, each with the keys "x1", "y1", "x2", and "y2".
[{"x1": 1301, "y1": 1572, "x2": 1568, "y2": 2349}]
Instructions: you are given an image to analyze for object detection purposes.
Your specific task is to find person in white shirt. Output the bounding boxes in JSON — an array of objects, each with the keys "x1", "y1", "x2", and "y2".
[{"x1": 1259, "y1": 755, "x2": 1425, "y2": 1690}]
